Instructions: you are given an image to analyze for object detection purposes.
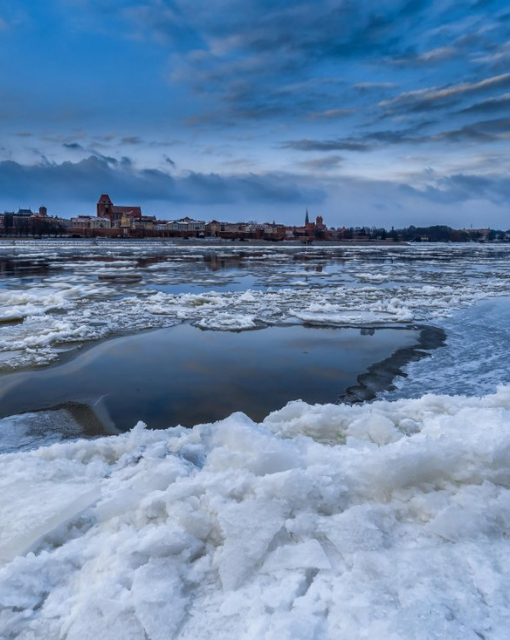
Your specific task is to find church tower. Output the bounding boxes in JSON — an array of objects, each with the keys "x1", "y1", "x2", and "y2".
[{"x1": 97, "y1": 194, "x2": 113, "y2": 218}]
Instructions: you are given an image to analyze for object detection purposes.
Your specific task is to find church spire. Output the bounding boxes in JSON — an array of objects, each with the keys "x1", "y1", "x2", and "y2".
[{"x1": 305, "y1": 208, "x2": 309, "y2": 225}]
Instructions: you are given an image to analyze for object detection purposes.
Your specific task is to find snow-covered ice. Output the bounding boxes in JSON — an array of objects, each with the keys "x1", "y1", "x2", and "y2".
[{"x1": 2, "y1": 389, "x2": 510, "y2": 638}]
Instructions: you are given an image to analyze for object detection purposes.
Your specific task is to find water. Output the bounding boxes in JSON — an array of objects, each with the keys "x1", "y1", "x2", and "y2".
[{"x1": 0, "y1": 323, "x2": 419, "y2": 430}]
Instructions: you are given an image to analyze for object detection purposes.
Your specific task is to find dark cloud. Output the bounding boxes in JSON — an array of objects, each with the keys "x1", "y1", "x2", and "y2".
[
  {"x1": 0, "y1": 155, "x2": 324, "y2": 209},
  {"x1": 380, "y1": 73, "x2": 510, "y2": 114},
  {"x1": 432, "y1": 117, "x2": 510, "y2": 142},
  {"x1": 402, "y1": 172, "x2": 510, "y2": 205},
  {"x1": 147, "y1": 1, "x2": 509, "y2": 125},
  {"x1": 149, "y1": 139, "x2": 183, "y2": 148},
  {"x1": 63, "y1": 142, "x2": 84, "y2": 150},
  {"x1": 457, "y1": 93, "x2": 510, "y2": 115},
  {"x1": 283, "y1": 117, "x2": 510, "y2": 152},
  {"x1": 91, "y1": 151, "x2": 120, "y2": 166},
  {"x1": 2, "y1": 156, "x2": 510, "y2": 227},
  {"x1": 119, "y1": 0, "x2": 437, "y2": 122},
  {"x1": 121, "y1": 136, "x2": 143, "y2": 145},
  {"x1": 472, "y1": 39, "x2": 510, "y2": 71},
  {"x1": 281, "y1": 139, "x2": 371, "y2": 152},
  {"x1": 40, "y1": 133, "x2": 87, "y2": 143},
  {"x1": 198, "y1": 77, "x2": 347, "y2": 122}
]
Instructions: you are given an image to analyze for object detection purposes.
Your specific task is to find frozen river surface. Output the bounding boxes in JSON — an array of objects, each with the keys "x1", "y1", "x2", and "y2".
[
  {"x1": 2, "y1": 240, "x2": 510, "y2": 640},
  {"x1": 1, "y1": 240, "x2": 510, "y2": 371}
]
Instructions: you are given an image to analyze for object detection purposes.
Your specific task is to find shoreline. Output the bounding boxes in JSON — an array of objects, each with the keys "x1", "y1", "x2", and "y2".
[
  {"x1": 0, "y1": 236, "x2": 409, "y2": 247},
  {"x1": 338, "y1": 324, "x2": 447, "y2": 404}
]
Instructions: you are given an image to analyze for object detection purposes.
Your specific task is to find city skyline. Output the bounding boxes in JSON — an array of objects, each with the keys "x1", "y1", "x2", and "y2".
[{"x1": 1, "y1": 1, "x2": 510, "y2": 227}]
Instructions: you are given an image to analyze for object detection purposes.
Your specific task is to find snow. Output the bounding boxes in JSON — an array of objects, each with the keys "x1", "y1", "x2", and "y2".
[
  {"x1": 384, "y1": 295, "x2": 510, "y2": 399},
  {"x1": 2, "y1": 390, "x2": 510, "y2": 638}
]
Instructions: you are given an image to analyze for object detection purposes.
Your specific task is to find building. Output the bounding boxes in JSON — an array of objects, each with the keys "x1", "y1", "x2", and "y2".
[
  {"x1": 167, "y1": 217, "x2": 206, "y2": 235},
  {"x1": 96, "y1": 194, "x2": 142, "y2": 227}
]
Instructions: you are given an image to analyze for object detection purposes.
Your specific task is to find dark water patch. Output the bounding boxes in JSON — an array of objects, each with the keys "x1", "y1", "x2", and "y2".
[{"x1": 0, "y1": 324, "x2": 419, "y2": 432}]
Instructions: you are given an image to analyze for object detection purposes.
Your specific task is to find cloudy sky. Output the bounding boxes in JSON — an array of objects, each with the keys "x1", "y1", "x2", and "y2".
[{"x1": 1, "y1": 0, "x2": 510, "y2": 227}]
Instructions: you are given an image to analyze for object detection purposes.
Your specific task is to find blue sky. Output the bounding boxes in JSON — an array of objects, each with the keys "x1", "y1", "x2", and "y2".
[{"x1": 1, "y1": 0, "x2": 510, "y2": 227}]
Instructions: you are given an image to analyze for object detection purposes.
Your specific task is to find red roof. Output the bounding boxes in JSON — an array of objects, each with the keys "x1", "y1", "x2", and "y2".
[{"x1": 111, "y1": 205, "x2": 142, "y2": 217}]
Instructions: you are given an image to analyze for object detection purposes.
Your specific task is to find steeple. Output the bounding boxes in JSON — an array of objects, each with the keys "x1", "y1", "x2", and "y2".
[{"x1": 305, "y1": 208, "x2": 309, "y2": 225}]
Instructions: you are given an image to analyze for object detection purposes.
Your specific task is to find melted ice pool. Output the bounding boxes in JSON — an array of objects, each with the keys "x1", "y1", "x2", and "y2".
[{"x1": 0, "y1": 323, "x2": 418, "y2": 430}]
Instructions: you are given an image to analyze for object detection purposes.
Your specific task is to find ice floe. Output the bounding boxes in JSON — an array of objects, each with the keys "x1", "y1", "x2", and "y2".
[{"x1": 1, "y1": 241, "x2": 510, "y2": 368}]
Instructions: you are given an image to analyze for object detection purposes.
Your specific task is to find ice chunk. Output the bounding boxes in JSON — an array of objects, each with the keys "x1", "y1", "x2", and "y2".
[{"x1": 216, "y1": 499, "x2": 287, "y2": 590}]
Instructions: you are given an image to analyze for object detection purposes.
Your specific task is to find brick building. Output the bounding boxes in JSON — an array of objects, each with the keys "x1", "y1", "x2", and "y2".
[{"x1": 97, "y1": 194, "x2": 142, "y2": 227}]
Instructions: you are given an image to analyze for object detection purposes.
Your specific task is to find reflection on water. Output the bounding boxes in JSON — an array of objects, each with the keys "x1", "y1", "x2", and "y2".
[
  {"x1": 0, "y1": 323, "x2": 418, "y2": 430},
  {"x1": 0, "y1": 249, "x2": 400, "y2": 298}
]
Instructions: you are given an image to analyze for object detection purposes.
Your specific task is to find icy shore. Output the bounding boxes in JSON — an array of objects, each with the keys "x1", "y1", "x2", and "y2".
[
  {"x1": 2, "y1": 388, "x2": 510, "y2": 639},
  {"x1": 3, "y1": 242, "x2": 510, "y2": 639}
]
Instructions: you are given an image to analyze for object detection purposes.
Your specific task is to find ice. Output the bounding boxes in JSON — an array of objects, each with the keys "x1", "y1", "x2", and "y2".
[
  {"x1": 384, "y1": 295, "x2": 510, "y2": 399},
  {"x1": 195, "y1": 312, "x2": 258, "y2": 330},
  {"x1": 0, "y1": 410, "x2": 93, "y2": 454},
  {"x1": 2, "y1": 241, "x2": 510, "y2": 369},
  {"x1": 4, "y1": 241, "x2": 510, "y2": 636},
  {"x1": 2, "y1": 388, "x2": 510, "y2": 638}
]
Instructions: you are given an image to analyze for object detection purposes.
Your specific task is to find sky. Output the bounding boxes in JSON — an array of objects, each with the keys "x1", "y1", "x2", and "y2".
[{"x1": 1, "y1": 0, "x2": 510, "y2": 228}]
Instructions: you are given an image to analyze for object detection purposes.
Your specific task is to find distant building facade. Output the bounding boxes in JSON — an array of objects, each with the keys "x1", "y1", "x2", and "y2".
[{"x1": 97, "y1": 194, "x2": 142, "y2": 227}]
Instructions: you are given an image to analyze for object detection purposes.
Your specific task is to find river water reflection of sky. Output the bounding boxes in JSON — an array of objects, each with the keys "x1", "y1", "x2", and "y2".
[{"x1": 0, "y1": 323, "x2": 418, "y2": 430}]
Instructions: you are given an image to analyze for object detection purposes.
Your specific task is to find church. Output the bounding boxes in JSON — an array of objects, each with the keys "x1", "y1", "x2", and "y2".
[{"x1": 96, "y1": 194, "x2": 142, "y2": 226}]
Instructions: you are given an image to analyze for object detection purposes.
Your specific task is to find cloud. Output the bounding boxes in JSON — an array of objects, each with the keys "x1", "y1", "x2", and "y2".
[
  {"x1": 121, "y1": 136, "x2": 143, "y2": 145},
  {"x1": 281, "y1": 117, "x2": 510, "y2": 152},
  {"x1": 354, "y1": 82, "x2": 398, "y2": 91},
  {"x1": 299, "y1": 155, "x2": 344, "y2": 171},
  {"x1": 307, "y1": 109, "x2": 353, "y2": 120},
  {"x1": 111, "y1": 0, "x2": 436, "y2": 123},
  {"x1": 431, "y1": 117, "x2": 510, "y2": 142},
  {"x1": 0, "y1": 155, "x2": 325, "y2": 209},
  {"x1": 63, "y1": 142, "x2": 84, "y2": 150},
  {"x1": 93, "y1": 133, "x2": 119, "y2": 142},
  {"x1": 474, "y1": 39, "x2": 510, "y2": 70},
  {"x1": 389, "y1": 46, "x2": 457, "y2": 66},
  {"x1": 402, "y1": 172, "x2": 510, "y2": 206},
  {"x1": 380, "y1": 73, "x2": 510, "y2": 113},
  {"x1": 457, "y1": 93, "x2": 510, "y2": 115},
  {"x1": 2, "y1": 155, "x2": 510, "y2": 228},
  {"x1": 281, "y1": 139, "x2": 371, "y2": 152}
]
